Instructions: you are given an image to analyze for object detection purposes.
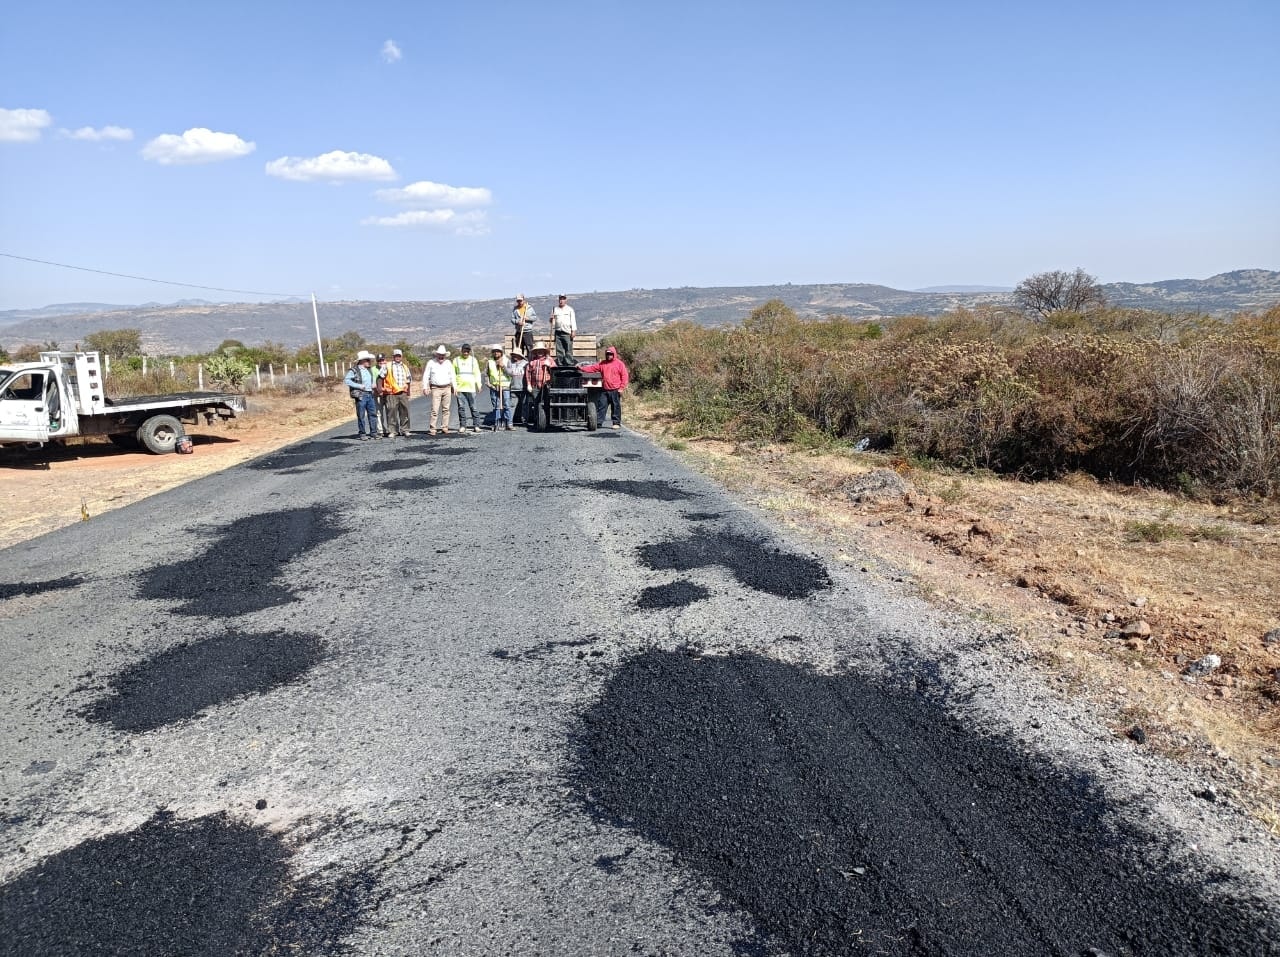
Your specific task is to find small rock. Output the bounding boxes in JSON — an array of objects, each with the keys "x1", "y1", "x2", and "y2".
[
  {"x1": 1185, "y1": 654, "x2": 1222, "y2": 678},
  {"x1": 1131, "y1": 597, "x2": 1148, "y2": 608},
  {"x1": 1120, "y1": 619, "x2": 1152, "y2": 637},
  {"x1": 1262, "y1": 628, "x2": 1280, "y2": 646},
  {"x1": 255, "y1": 798, "x2": 268, "y2": 810},
  {"x1": 1193, "y1": 786, "x2": 1218, "y2": 803},
  {"x1": 1126, "y1": 726, "x2": 1147, "y2": 745},
  {"x1": 1112, "y1": 686, "x2": 1128, "y2": 696},
  {"x1": 1104, "y1": 629, "x2": 1122, "y2": 640},
  {"x1": 1102, "y1": 612, "x2": 1117, "y2": 623}
]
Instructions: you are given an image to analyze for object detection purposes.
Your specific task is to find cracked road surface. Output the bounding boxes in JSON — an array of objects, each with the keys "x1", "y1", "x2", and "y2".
[{"x1": 2, "y1": 403, "x2": 1279, "y2": 955}]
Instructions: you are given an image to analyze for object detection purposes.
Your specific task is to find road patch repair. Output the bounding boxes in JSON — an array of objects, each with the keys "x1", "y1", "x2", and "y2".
[
  {"x1": 0, "y1": 577, "x2": 84, "y2": 602},
  {"x1": 136, "y1": 507, "x2": 345, "y2": 616},
  {"x1": 246, "y1": 439, "x2": 350, "y2": 472},
  {"x1": 572, "y1": 649, "x2": 1279, "y2": 956},
  {"x1": 377, "y1": 476, "x2": 449, "y2": 492},
  {"x1": 564, "y1": 479, "x2": 697, "y2": 502},
  {"x1": 638, "y1": 531, "x2": 831, "y2": 599},
  {"x1": 80, "y1": 630, "x2": 327, "y2": 732},
  {"x1": 0, "y1": 809, "x2": 432, "y2": 957},
  {"x1": 636, "y1": 580, "x2": 711, "y2": 610}
]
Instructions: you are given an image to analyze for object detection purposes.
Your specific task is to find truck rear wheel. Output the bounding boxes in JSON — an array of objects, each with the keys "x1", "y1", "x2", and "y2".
[
  {"x1": 137, "y1": 415, "x2": 183, "y2": 454},
  {"x1": 535, "y1": 403, "x2": 549, "y2": 432},
  {"x1": 585, "y1": 402, "x2": 599, "y2": 431}
]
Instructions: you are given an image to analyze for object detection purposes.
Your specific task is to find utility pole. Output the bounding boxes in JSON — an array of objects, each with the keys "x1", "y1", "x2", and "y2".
[{"x1": 312, "y1": 293, "x2": 326, "y2": 377}]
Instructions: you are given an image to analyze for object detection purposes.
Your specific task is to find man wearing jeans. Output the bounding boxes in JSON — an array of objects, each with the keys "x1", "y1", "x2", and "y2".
[
  {"x1": 578, "y1": 346, "x2": 630, "y2": 430},
  {"x1": 343, "y1": 350, "x2": 379, "y2": 439},
  {"x1": 379, "y1": 348, "x2": 414, "y2": 436},
  {"x1": 452, "y1": 343, "x2": 482, "y2": 433}
]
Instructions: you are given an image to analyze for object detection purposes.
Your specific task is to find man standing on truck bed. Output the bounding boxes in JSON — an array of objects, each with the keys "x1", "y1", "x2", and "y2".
[
  {"x1": 511, "y1": 295, "x2": 536, "y2": 358},
  {"x1": 343, "y1": 351, "x2": 379, "y2": 440},
  {"x1": 549, "y1": 294, "x2": 576, "y2": 364}
]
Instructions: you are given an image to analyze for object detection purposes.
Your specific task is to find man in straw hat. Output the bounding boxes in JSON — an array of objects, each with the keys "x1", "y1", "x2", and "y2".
[
  {"x1": 423, "y1": 345, "x2": 458, "y2": 435},
  {"x1": 511, "y1": 294, "x2": 536, "y2": 358},
  {"x1": 343, "y1": 350, "x2": 379, "y2": 440},
  {"x1": 523, "y1": 340, "x2": 554, "y2": 428}
]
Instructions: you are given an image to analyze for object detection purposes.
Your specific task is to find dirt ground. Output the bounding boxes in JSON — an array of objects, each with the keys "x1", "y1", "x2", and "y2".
[
  {"x1": 0, "y1": 390, "x2": 353, "y2": 550},
  {"x1": 628, "y1": 396, "x2": 1280, "y2": 832}
]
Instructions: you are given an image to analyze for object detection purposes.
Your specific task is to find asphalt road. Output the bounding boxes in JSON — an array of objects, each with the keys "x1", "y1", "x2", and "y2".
[{"x1": 2, "y1": 395, "x2": 1279, "y2": 956}]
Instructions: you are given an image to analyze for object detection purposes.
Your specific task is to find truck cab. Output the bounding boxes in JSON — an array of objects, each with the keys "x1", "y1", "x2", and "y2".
[{"x1": 1, "y1": 351, "x2": 244, "y2": 454}]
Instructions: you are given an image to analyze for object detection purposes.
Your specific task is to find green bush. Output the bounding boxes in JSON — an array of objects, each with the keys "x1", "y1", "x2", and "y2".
[{"x1": 203, "y1": 354, "x2": 254, "y2": 389}]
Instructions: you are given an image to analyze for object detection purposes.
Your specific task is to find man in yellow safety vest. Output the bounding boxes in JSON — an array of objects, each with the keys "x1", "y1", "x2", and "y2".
[
  {"x1": 486, "y1": 345, "x2": 513, "y2": 432},
  {"x1": 452, "y1": 343, "x2": 482, "y2": 434}
]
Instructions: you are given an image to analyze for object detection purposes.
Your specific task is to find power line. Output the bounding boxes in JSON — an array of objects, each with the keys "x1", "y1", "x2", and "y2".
[{"x1": 0, "y1": 251, "x2": 304, "y2": 299}]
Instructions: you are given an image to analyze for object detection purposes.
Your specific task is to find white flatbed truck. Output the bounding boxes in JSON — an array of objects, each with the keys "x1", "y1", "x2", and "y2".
[{"x1": 0, "y1": 351, "x2": 246, "y2": 454}]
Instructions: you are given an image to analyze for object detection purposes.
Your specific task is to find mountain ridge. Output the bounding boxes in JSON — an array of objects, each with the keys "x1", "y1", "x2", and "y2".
[{"x1": 3, "y1": 270, "x2": 1276, "y2": 355}]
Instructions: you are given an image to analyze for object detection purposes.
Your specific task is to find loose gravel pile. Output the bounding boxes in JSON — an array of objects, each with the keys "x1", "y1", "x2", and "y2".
[
  {"x1": 0, "y1": 576, "x2": 83, "y2": 601},
  {"x1": 638, "y1": 531, "x2": 830, "y2": 599},
  {"x1": 573, "y1": 650, "x2": 1278, "y2": 957},
  {"x1": 0, "y1": 810, "x2": 368, "y2": 957},
  {"x1": 137, "y1": 508, "x2": 344, "y2": 616},
  {"x1": 82, "y1": 630, "x2": 327, "y2": 732},
  {"x1": 636, "y1": 580, "x2": 711, "y2": 610}
]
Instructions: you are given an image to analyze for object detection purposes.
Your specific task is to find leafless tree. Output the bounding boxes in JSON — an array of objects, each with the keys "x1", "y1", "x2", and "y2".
[{"x1": 1014, "y1": 268, "x2": 1107, "y2": 319}]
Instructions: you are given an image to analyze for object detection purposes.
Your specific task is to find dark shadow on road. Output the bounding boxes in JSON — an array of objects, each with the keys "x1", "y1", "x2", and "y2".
[
  {"x1": 136, "y1": 507, "x2": 345, "y2": 615},
  {"x1": 573, "y1": 650, "x2": 1278, "y2": 957},
  {"x1": 246, "y1": 439, "x2": 350, "y2": 471}
]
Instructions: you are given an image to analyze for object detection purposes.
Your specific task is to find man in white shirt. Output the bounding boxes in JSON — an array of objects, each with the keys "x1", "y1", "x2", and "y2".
[
  {"x1": 424, "y1": 345, "x2": 458, "y2": 435},
  {"x1": 549, "y1": 294, "x2": 577, "y2": 364}
]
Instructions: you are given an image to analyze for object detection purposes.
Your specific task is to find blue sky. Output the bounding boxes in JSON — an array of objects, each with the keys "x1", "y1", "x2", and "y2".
[{"x1": 2, "y1": 0, "x2": 1277, "y2": 310}]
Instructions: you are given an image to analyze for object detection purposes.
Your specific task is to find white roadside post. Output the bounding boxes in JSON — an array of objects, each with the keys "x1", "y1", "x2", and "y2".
[
  {"x1": 269, "y1": 363, "x2": 275, "y2": 387},
  {"x1": 312, "y1": 293, "x2": 326, "y2": 379},
  {"x1": 104, "y1": 355, "x2": 110, "y2": 376},
  {"x1": 255, "y1": 365, "x2": 261, "y2": 390},
  {"x1": 142, "y1": 356, "x2": 148, "y2": 375},
  {"x1": 198, "y1": 363, "x2": 204, "y2": 390},
  {"x1": 169, "y1": 360, "x2": 175, "y2": 378}
]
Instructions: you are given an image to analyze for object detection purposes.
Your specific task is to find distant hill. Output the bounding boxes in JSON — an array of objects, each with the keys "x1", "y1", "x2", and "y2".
[
  {"x1": 914, "y1": 285, "x2": 1013, "y2": 293},
  {"x1": 0, "y1": 302, "x2": 131, "y2": 327},
  {"x1": 3, "y1": 270, "x2": 1276, "y2": 356}
]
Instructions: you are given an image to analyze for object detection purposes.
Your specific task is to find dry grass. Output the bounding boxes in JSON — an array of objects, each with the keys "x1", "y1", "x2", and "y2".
[{"x1": 628, "y1": 392, "x2": 1280, "y2": 826}]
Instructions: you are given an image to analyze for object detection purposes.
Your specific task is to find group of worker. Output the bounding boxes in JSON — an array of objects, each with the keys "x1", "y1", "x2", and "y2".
[{"x1": 342, "y1": 293, "x2": 629, "y2": 439}]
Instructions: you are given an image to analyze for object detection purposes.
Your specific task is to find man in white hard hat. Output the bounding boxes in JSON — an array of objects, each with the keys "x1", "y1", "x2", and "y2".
[
  {"x1": 424, "y1": 345, "x2": 458, "y2": 435},
  {"x1": 343, "y1": 350, "x2": 379, "y2": 439}
]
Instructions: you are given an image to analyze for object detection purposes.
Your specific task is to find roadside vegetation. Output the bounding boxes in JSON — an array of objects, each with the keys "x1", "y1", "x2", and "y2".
[{"x1": 608, "y1": 292, "x2": 1280, "y2": 500}]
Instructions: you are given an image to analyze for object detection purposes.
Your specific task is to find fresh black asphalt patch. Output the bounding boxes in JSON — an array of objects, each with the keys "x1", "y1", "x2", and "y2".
[
  {"x1": 0, "y1": 576, "x2": 83, "y2": 601},
  {"x1": 377, "y1": 476, "x2": 448, "y2": 492},
  {"x1": 565, "y1": 479, "x2": 696, "y2": 501},
  {"x1": 638, "y1": 531, "x2": 831, "y2": 599},
  {"x1": 81, "y1": 630, "x2": 327, "y2": 732},
  {"x1": 366, "y1": 456, "x2": 436, "y2": 473},
  {"x1": 681, "y1": 511, "x2": 723, "y2": 522},
  {"x1": 246, "y1": 439, "x2": 349, "y2": 471},
  {"x1": 136, "y1": 507, "x2": 344, "y2": 616},
  {"x1": 573, "y1": 650, "x2": 1279, "y2": 957},
  {"x1": 0, "y1": 810, "x2": 381, "y2": 957},
  {"x1": 636, "y1": 580, "x2": 711, "y2": 609}
]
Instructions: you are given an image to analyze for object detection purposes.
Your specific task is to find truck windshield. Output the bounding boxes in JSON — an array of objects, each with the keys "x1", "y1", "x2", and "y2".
[{"x1": 0, "y1": 369, "x2": 15, "y2": 394}]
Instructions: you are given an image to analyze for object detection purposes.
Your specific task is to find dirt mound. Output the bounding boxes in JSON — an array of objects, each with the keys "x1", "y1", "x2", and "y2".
[{"x1": 840, "y1": 467, "x2": 913, "y2": 503}]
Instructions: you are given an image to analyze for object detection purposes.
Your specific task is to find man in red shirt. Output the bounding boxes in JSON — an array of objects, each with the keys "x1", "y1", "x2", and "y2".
[{"x1": 579, "y1": 346, "x2": 630, "y2": 430}]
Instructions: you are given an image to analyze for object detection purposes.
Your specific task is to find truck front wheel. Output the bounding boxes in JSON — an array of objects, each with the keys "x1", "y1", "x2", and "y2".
[{"x1": 137, "y1": 415, "x2": 183, "y2": 454}]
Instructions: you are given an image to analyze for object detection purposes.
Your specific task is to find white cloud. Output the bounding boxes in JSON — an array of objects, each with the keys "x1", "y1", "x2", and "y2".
[
  {"x1": 64, "y1": 125, "x2": 134, "y2": 142},
  {"x1": 375, "y1": 180, "x2": 492, "y2": 208},
  {"x1": 362, "y1": 209, "x2": 490, "y2": 236},
  {"x1": 141, "y1": 127, "x2": 255, "y2": 164},
  {"x1": 0, "y1": 107, "x2": 53, "y2": 142},
  {"x1": 266, "y1": 150, "x2": 397, "y2": 183},
  {"x1": 381, "y1": 39, "x2": 402, "y2": 63}
]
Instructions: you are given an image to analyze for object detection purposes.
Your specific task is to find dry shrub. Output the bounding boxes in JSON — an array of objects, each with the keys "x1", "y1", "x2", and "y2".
[{"x1": 613, "y1": 302, "x2": 1280, "y2": 498}]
